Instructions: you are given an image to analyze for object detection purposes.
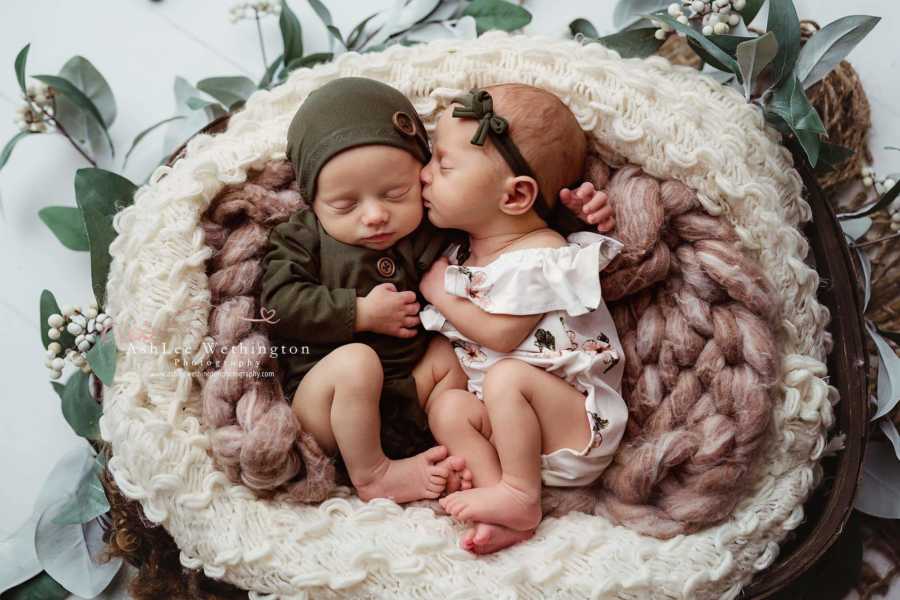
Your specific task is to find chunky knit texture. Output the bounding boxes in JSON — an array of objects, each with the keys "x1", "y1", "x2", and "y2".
[{"x1": 103, "y1": 33, "x2": 837, "y2": 599}]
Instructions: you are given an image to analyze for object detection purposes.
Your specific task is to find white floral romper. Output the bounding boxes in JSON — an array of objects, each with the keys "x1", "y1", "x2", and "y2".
[{"x1": 420, "y1": 231, "x2": 629, "y2": 487}]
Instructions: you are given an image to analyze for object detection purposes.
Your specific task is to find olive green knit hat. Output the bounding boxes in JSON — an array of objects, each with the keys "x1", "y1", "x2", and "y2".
[{"x1": 286, "y1": 77, "x2": 431, "y2": 202}]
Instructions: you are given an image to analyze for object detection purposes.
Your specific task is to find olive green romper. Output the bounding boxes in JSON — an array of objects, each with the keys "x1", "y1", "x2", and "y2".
[{"x1": 260, "y1": 207, "x2": 454, "y2": 459}]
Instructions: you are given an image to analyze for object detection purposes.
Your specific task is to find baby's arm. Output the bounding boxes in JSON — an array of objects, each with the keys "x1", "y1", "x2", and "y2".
[
  {"x1": 261, "y1": 216, "x2": 419, "y2": 341},
  {"x1": 420, "y1": 257, "x2": 542, "y2": 353}
]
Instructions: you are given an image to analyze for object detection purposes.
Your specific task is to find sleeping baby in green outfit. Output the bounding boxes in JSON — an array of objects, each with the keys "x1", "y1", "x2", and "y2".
[{"x1": 260, "y1": 77, "x2": 620, "y2": 554}]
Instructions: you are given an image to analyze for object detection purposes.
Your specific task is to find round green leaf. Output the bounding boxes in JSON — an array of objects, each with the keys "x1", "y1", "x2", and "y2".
[
  {"x1": 279, "y1": 0, "x2": 304, "y2": 66},
  {"x1": 569, "y1": 18, "x2": 599, "y2": 40},
  {"x1": 1, "y1": 571, "x2": 68, "y2": 600},
  {"x1": 196, "y1": 76, "x2": 257, "y2": 111},
  {"x1": 51, "y1": 453, "x2": 109, "y2": 526},
  {"x1": 57, "y1": 56, "x2": 116, "y2": 127},
  {"x1": 73, "y1": 169, "x2": 137, "y2": 309},
  {"x1": 794, "y1": 15, "x2": 880, "y2": 90},
  {"x1": 463, "y1": 0, "x2": 532, "y2": 34},
  {"x1": 1, "y1": 131, "x2": 32, "y2": 172},
  {"x1": 765, "y1": 0, "x2": 801, "y2": 88},
  {"x1": 53, "y1": 371, "x2": 102, "y2": 440},
  {"x1": 85, "y1": 331, "x2": 116, "y2": 386},
  {"x1": 14, "y1": 44, "x2": 30, "y2": 96},
  {"x1": 32, "y1": 74, "x2": 114, "y2": 158},
  {"x1": 597, "y1": 28, "x2": 664, "y2": 59},
  {"x1": 37, "y1": 207, "x2": 89, "y2": 251}
]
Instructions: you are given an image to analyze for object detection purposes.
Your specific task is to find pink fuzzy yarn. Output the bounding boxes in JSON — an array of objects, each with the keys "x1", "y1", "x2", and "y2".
[{"x1": 200, "y1": 161, "x2": 336, "y2": 503}]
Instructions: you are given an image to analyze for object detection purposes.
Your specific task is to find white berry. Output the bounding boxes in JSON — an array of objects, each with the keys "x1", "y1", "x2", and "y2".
[
  {"x1": 51, "y1": 357, "x2": 65, "y2": 370},
  {"x1": 692, "y1": 1, "x2": 705, "y2": 11},
  {"x1": 863, "y1": 177, "x2": 873, "y2": 187},
  {"x1": 61, "y1": 305, "x2": 74, "y2": 317},
  {"x1": 81, "y1": 364, "x2": 92, "y2": 373},
  {"x1": 48, "y1": 328, "x2": 61, "y2": 340},
  {"x1": 733, "y1": 0, "x2": 746, "y2": 9},
  {"x1": 655, "y1": 29, "x2": 667, "y2": 40},
  {"x1": 668, "y1": 3, "x2": 682, "y2": 16},
  {"x1": 702, "y1": 25, "x2": 714, "y2": 35},
  {"x1": 67, "y1": 322, "x2": 84, "y2": 335},
  {"x1": 77, "y1": 340, "x2": 92, "y2": 352},
  {"x1": 677, "y1": 15, "x2": 689, "y2": 24},
  {"x1": 48, "y1": 314, "x2": 64, "y2": 328},
  {"x1": 85, "y1": 307, "x2": 98, "y2": 319},
  {"x1": 714, "y1": 22, "x2": 729, "y2": 34},
  {"x1": 49, "y1": 369, "x2": 63, "y2": 380},
  {"x1": 728, "y1": 13, "x2": 740, "y2": 25}
]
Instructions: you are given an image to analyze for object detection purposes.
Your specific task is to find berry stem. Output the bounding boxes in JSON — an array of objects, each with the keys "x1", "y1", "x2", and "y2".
[{"x1": 254, "y1": 8, "x2": 269, "y2": 72}]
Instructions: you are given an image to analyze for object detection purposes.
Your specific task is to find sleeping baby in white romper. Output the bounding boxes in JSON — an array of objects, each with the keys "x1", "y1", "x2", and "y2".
[{"x1": 421, "y1": 231, "x2": 628, "y2": 487}]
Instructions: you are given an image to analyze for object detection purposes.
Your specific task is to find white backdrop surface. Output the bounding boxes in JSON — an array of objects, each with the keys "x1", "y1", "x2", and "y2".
[{"x1": 0, "y1": 1, "x2": 898, "y2": 598}]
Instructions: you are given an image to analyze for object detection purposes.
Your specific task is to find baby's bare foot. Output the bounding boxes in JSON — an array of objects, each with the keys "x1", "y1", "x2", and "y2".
[
  {"x1": 462, "y1": 523, "x2": 534, "y2": 554},
  {"x1": 355, "y1": 446, "x2": 449, "y2": 503},
  {"x1": 439, "y1": 478, "x2": 540, "y2": 530},
  {"x1": 439, "y1": 456, "x2": 470, "y2": 494}
]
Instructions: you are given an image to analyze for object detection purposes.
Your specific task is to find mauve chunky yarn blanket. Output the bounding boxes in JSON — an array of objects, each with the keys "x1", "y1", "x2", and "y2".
[{"x1": 103, "y1": 32, "x2": 837, "y2": 599}]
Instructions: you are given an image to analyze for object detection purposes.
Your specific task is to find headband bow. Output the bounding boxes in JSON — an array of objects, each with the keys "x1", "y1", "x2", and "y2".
[{"x1": 451, "y1": 88, "x2": 550, "y2": 220}]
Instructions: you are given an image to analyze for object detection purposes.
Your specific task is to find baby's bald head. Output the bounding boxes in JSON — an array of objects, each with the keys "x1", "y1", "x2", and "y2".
[{"x1": 483, "y1": 83, "x2": 587, "y2": 211}]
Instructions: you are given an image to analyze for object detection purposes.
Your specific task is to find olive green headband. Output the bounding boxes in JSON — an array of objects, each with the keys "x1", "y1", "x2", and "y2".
[{"x1": 451, "y1": 89, "x2": 550, "y2": 221}]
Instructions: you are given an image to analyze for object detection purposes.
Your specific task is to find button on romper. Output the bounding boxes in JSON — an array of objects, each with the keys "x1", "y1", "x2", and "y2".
[{"x1": 420, "y1": 231, "x2": 629, "y2": 487}]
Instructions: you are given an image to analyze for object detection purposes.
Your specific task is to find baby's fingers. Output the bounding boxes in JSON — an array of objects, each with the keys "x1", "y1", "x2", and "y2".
[
  {"x1": 587, "y1": 205, "x2": 614, "y2": 224},
  {"x1": 400, "y1": 290, "x2": 418, "y2": 303},
  {"x1": 576, "y1": 181, "x2": 595, "y2": 200},
  {"x1": 582, "y1": 191, "x2": 609, "y2": 214},
  {"x1": 405, "y1": 302, "x2": 421, "y2": 315},
  {"x1": 404, "y1": 315, "x2": 420, "y2": 328},
  {"x1": 396, "y1": 327, "x2": 418, "y2": 338}
]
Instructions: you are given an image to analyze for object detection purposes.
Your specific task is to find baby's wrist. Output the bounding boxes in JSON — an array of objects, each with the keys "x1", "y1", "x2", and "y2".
[{"x1": 354, "y1": 297, "x2": 371, "y2": 332}]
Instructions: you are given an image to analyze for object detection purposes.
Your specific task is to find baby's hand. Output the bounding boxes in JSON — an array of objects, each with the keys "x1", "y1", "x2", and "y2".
[
  {"x1": 357, "y1": 283, "x2": 420, "y2": 338},
  {"x1": 559, "y1": 181, "x2": 616, "y2": 233},
  {"x1": 420, "y1": 257, "x2": 450, "y2": 305}
]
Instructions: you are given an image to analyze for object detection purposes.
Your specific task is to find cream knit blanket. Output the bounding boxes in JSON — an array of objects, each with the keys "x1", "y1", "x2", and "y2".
[{"x1": 103, "y1": 32, "x2": 836, "y2": 599}]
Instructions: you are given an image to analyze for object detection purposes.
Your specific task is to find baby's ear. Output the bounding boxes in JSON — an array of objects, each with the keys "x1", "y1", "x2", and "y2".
[{"x1": 500, "y1": 175, "x2": 540, "y2": 216}]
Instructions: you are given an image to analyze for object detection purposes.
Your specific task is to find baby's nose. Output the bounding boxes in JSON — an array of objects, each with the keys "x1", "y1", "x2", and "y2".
[
  {"x1": 420, "y1": 162, "x2": 433, "y2": 184},
  {"x1": 361, "y1": 203, "x2": 389, "y2": 225}
]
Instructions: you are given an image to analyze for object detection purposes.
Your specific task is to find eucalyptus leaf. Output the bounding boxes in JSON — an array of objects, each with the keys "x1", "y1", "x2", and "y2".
[
  {"x1": 308, "y1": 0, "x2": 333, "y2": 27},
  {"x1": 736, "y1": 32, "x2": 778, "y2": 99},
  {"x1": 34, "y1": 501, "x2": 121, "y2": 598},
  {"x1": 56, "y1": 56, "x2": 116, "y2": 127},
  {"x1": 765, "y1": 0, "x2": 801, "y2": 88},
  {"x1": 881, "y1": 419, "x2": 900, "y2": 461},
  {"x1": 14, "y1": 44, "x2": 30, "y2": 96},
  {"x1": 185, "y1": 96, "x2": 221, "y2": 111},
  {"x1": 795, "y1": 15, "x2": 879, "y2": 90},
  {"x1": 652, "y1": 13, "x2": 741, "y2": 76},
  {"x1": 49, "y1": 56, "x2": 117, "y2": 164},
  {"x1": 613, "y1": 0, "x2": 669, "y2": 30},
  {"x1": 1, "y1": 131, "x2": 31, "y2": 172},
  {"x1": 815, "y1": 142, "x2": 854, "y2": 174},
  {"x1": 464, "y1": 0, "x2": 531, "y2": 35},
  {"x1": 258, "y1": 53, "x2": 284, "y2": 89},
  {"x1": 326, "y1": 25, "x2": 346, "y2": 49},
  {"x1": 52, "y1": 454, "x2": 109, "y2": 525},
  {"x1": 707, "y1": 34, "x2": 755, "y2": 57},
  {"x1": 279, "y1": 0, "x2": 304, "y2": 66},
  {"x1": 85, "y1": 331, "x2": 116, "y2": 386},
  {"x1": 0, "y1": 518, "x2": 42, "y2": 594},
  {"x1": 739, "y1": 0, "x2": 765, "y2": 25},
  {"x1": 73, "y1": 169, "x2": 137, "y2": 309},
  {"x1": 866, "y1": 321, "x2": 900, "y2": 421},
  {"x1": 597, "y1": 28, "x2": 664, "y2": 59},
  {"x1": 569, "y1": 18, "x2": 599, "y2": 40},
  {"x1": 54, "y1": 371, "x2": 102, "y2": 440},
  {"x1": 0, "y1": 571, "x2": 67, "y2": 600},
  {"x1": 122, "y1": 115, "x2": 185, "y2": 169},
  {"x1": 840, "y1": 216, "x2": 872, "y2": 242},
  {"x1": 39, "y1": 290, "x2": 75, "y2": 351},
  {"x1": 196, "y1": 76, "x2": 256, "y2": 111},
  {"x1": 854, "y1": 442, "x2": 900, "y2": 519},
  {"x1": 33, "y1": 74, "x2": 114, "y2": 158},
  {"x1": 767, "y1": 76, "x2": 825, "y2": 166},
  {"x1": 37, "y1": 207, "x2": 89, "y2": 251},
  {"x1": 886, "y1": 146, "x2": 900, "y2": 153},
  {"x1": 687, "y1": 38, "x2": 734, "y2": 73},
  {"x1": 285, "y1": 53, "x2": 334, "y2": 71},
  {"x1": 346, "y1": 13, "x2": 380, "y2": 49}
]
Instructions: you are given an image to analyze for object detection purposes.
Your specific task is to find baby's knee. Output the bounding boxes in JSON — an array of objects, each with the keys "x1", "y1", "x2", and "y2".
[
  {"x1": 428, "y1": 390, "x2": 488, "y2": 433},
  {"x1": 483, "y1": 359, "x2": 531, "y2": 394},
  {"x1": 329, "y1": 343, "x2": 383, "y2": 388}
]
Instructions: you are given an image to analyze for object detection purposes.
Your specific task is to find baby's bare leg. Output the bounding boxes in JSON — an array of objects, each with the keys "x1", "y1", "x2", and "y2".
[
  {"x1": 440, "y1": 359, "x2": 591, "y2": 532},
  {"x1": 292, "y1": 343, "x2": 450, "y2": 503},
  {"x1": 412, "y1": 336, "x2": 471, "y2": 490},
  {"x1": 428, "y1": 389, "x2": 499, "y2": 488},
  {"x1": 411, "y1": 335, "x2": 468, "y2": 412}
]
